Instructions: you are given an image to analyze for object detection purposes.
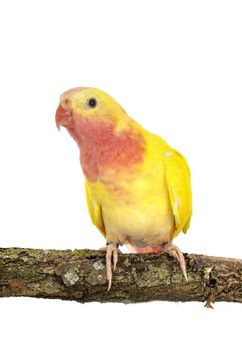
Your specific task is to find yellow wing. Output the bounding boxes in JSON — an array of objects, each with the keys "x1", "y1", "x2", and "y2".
[
  {"x1": 85, "y1": 181, "x2": 106, "y2": 237},
  {"x1": 164, "y1": 148, "x2": 192, "y2": 238}
]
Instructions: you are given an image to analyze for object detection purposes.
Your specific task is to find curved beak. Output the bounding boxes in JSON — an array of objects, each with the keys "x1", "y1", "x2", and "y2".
[{"x1": 55, "y1": 104, "x2": 73, "y2": 130}]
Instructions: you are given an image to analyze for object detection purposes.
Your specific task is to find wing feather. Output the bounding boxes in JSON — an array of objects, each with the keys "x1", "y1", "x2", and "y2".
[
  {"x1": 164, "y1": 149, "x2": 192, "y2": 238},
  {"x1": 85, "y1": 181, "x2": 106, "y2": 237}
]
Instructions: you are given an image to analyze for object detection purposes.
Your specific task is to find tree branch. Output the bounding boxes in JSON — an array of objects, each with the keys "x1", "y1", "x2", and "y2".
[{"x1": 0, "y1": 247, "x2": 241, "y2": 307}]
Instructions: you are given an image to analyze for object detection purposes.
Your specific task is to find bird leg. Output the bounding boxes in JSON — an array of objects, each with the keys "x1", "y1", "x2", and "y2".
[
  {"x1": 99, "y1": 242, "x2": 119, "y2": 291},
  {"x1": 163, "y1": 243, "x2": 188, "y2": 281}
]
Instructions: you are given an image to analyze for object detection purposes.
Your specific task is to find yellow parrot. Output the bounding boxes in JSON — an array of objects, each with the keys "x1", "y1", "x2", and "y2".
[{"x1": 55, "y1": 87, "x2": 192, "y2": 290}]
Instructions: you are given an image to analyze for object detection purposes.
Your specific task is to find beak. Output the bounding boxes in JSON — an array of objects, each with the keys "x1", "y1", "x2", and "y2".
[{"x1": 55, "y1": 104, "x2": 73, "y2": 130}]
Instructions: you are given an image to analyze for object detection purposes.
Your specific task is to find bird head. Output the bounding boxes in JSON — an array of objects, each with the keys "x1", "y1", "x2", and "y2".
[
  {"x1": 55, "y1": 87, "x2": 145, "y2": 180},
  {"x1": 55, "y1": 87, "x2": 130, "y2": 137}
]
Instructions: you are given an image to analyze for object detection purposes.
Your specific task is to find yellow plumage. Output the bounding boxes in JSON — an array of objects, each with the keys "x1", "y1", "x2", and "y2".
[
  {"x1": 56, "y1": 86, "x2": 192, "y2": 287},
  {"x1": 85, "y1": 130, "x2": 192, "y2": 247}
]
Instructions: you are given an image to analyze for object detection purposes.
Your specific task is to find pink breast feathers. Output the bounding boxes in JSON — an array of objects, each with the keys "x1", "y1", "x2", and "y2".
[{"x1": 71, "y1": 117, "x2": 145, "y2": 182}]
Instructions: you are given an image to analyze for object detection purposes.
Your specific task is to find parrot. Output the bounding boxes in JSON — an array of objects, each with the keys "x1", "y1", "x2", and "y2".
[{"x1": 55, "y1": 87, "x2": 192, "y2": 290}]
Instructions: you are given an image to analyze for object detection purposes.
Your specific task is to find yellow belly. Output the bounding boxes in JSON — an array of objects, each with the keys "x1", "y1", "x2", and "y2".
[
  {"x1": 90, "y1": 167, "x2": 175, "y2": 246},
  {"x1": 102, "y1": 200, "x2": 174, "y2": 246}
]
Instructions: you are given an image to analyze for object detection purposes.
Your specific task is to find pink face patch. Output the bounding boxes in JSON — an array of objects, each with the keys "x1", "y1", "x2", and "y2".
[{"x1": 68, "y1": 115, "x2": 145, "y2": 182}]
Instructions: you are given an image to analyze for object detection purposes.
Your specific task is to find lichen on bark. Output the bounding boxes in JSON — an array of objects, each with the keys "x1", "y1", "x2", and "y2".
[{"x1": 0, "y1": 247, "x2": 241, "y2": 306}]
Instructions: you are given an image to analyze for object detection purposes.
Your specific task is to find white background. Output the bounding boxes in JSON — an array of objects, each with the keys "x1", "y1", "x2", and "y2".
[{"x1": 0, "y1": 1, "x2": 241, "y2": 349}]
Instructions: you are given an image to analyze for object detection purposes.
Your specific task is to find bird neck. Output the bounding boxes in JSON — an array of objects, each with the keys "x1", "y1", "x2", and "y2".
[{"x1": 69, "y1": 117, "x2": 145, "y2": 182}]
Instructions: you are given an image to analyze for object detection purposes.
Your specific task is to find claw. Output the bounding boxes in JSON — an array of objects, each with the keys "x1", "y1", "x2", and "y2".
[
  {"x1": 99, "y1": 243, "x2": 119, "y2": 290},
  {"x1": 164, "y1": 243, "x2": 188, "y2": 281}
]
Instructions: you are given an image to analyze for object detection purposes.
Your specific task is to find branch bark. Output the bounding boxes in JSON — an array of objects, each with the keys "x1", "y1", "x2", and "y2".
[{"x1": 0, "y1": 247, "x2": 241, "y2": 307}]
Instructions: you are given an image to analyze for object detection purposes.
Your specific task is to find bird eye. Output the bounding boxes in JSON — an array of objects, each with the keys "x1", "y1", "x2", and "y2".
[{"x1": 87, "y1": 98, "x2": 97, "y2": 108}]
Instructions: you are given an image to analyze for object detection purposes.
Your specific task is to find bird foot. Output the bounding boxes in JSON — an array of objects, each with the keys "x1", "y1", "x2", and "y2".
[
  {"x1": 164, "y1": 243, "x2": 188, "y2": 281},
  {"x1": 99, "y1": 243, "x2": 119, "y2": 291}
]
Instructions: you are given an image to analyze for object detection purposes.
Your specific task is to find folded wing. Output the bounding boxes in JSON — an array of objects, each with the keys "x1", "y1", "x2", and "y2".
[{"x1": 164, "y1": 149, "x2": 192, "y2": 238}]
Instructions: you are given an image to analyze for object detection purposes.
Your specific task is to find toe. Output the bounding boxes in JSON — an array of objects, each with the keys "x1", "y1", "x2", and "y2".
[
  {"x1": 113, "y1": 248, "x2": 118, "y2": 271},
  {"x1": 101, "y1": 243, "x2": 119, "y2": 290},
  {"x1": 164, "y1": 243, "x2": 188, "y2": 281}
]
